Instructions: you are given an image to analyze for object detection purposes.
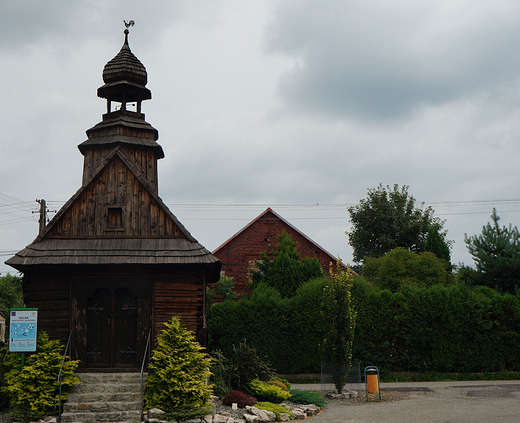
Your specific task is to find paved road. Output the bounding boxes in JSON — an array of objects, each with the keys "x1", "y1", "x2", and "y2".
[{"x1": 292, "y1": 380, "x2": 520, "y2": 423}]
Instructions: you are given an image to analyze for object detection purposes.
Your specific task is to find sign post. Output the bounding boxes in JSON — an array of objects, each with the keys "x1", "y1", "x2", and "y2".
[{"x1": 9, "y1": 308, "x2": 38, "y2": 371}]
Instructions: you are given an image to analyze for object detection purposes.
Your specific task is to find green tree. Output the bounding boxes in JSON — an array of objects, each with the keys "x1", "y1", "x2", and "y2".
[
  {"x1": 0, "y1": 273, "x2": 23, "y2": 342},
  {"x1": 321, "y1": 263, "x2": 356, "y2": 393},
  {"x1": 250, "y1": 231, "x2": 323, "y2": 298},
  {"x1": 207, "y1": 275, "x2": 239, "y2": 304},
  {"x1": 0, "y1": 273, "x2": 23, "y2": 312},
  {"x1": 425, "y1": 225, "x2": 452, "y2": 269},
  {"x1": 144, "y1": 317, "x2": 214, "y2": 416},
  {"x1": 347, "y1": 184, "x2": 447, "y2": 265},
  {"x1": 362, "y1": 247, "x2": 450, "y2": 292},
  {"x1": 464, "y1": 208, "x2": 520, "y2": 294}
]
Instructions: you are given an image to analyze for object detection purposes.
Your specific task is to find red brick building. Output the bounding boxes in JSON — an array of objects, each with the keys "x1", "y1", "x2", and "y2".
[{"x1": 212, "y1": 208, "x2": 347, "y2": 295}]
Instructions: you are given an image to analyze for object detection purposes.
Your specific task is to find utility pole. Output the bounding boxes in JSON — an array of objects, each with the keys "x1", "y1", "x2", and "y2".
[{"x1": 36, "y1": 199, "x2": 47, "y2": 235}]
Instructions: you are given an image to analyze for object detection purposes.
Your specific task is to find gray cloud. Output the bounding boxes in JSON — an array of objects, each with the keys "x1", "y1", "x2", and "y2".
[{"x1": 266, "y1": 1, "x2": 520, "y2": 120}]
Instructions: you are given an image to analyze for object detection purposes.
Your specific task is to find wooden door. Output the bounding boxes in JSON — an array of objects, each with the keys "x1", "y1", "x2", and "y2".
[
  {"x1": 87, "y1": 288, "x2": 111, "y2": 367},
  {"x1": 86, "y1": 287, "x2": 138, "y2": 368},
  {"x1": 114, "y1": 288, "x2": 138, "y2": 367}
]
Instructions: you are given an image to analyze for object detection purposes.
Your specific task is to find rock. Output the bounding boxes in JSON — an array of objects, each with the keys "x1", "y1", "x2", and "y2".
[
  {"x1": 280, "y1": 413, "x2": 291, "y2": 421},
  {"x1": 301, "y1": 404, "x2": 320, "y2": 416},
  {"x1": 263, "y1": 410, "x2": 276, "y2": 422},
  {"x1": 245, "y1": 406, "x2": 270, "y2": 422},
  {"x1": 244, "y1": 414, "x2": 259, "y2": 423},
  {"x1": 214, "y1": 413, "x2": 230, "y2": 423},
  {"x1": 292, "y1": 411, "x2": 306, "y2": 420},
  {"x1": 204, "y1": 414, "x2": 214, "y2": 423},
  {"x1": 148, "y1": 408, "x2": 166, "y2": 419}
]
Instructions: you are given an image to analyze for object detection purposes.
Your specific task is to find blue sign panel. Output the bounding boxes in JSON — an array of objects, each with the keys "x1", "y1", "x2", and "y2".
[{"x1": 9, "y1": 309, "x2": 38, "y2": 352}]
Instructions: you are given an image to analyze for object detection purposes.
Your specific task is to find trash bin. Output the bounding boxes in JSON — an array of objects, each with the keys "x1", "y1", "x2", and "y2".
[{"x1": 364, "y1": 366, "x2": 381, "y2": 401}]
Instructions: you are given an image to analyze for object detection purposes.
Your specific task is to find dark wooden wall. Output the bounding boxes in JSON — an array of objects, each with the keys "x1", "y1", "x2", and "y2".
[
  {"x1": 22, "y1": 273, "x2": 70, "y2": 343},
  {"x1": 153, "y1": 269, "x2": 206, "y2": 345},
  {"x1": 22, "y1": 266, "x2": 208, "y2": 368}
]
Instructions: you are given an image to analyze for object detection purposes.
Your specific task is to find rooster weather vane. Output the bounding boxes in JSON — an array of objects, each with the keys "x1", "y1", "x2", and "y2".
[{"x1": 124, "y1": 20, "x2": 135, "y2": 29}]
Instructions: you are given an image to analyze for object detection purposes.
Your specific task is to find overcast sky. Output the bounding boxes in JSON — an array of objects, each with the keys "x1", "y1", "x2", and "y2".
[{"x1": 2, "y1": 0, "x2": 520, "y2": 276}]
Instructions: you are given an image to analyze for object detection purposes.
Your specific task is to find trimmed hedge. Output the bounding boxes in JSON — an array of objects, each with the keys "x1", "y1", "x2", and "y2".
[{"x1": 207, "y1": 279, "x2": 520, "y2": 374}]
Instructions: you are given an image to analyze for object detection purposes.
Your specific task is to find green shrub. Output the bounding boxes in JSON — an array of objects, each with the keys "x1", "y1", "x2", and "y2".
[
  {"x1": 268, "y1": 380, "x2": 288, "y2": 391},
  {"x1": 4, "y1": 332, "x2": 80, "y2": 422},
  {"x1": 247, "y1": 379, "x2": 291, "y2": 403},
  {"x1": 255, "y1": 402, "x2": 294, "y2": 419},
  {"x1": 270, "y1": 376, "x2": 291, "y2": 389},
  {"x1": 231, "y1": 340, "x2": 275, "y2": 390},
  {"x1": 144, "y1": 317, "x2": 214, "y2": 414},
  {"x1": 163, "y1": 405, "x2": 213, "y2": 422},
  {"x1": 0, "y1": 343, "x2": 11, "y2": 410},
  {"x1": 210, "y1": 350, "x2": 234, "y2": 399},
  {"x1": 289, "y1": 389, "x2": 328, "y2": 407},
  {"x1": 210, "y1": 341, "x2": 275, "y2": 398}
]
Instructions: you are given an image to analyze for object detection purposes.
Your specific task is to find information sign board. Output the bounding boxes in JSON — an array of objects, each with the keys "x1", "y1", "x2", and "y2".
[{"x1": 9, "y1": 309, "x2": 38, "y2": 352}]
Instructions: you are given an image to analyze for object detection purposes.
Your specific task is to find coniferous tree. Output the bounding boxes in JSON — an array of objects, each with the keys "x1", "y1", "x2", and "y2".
[
  {"x1": 464, "y1": 208, "x2": 520, "y2": 294},
  {"x1": 250, "y1": 231, "x2": 323, "y2": 298},
  {"x1": 321, "y1": 263, "x2": 356, "y2": 394},
  {"x1": 144, "y1": 317, "x2": 214, "y2": 415}
]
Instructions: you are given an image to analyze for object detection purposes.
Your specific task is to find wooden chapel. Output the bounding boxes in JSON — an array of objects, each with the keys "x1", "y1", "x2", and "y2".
[{"x1": 6, "y1": 28, "x2": 221, "y2": 370}]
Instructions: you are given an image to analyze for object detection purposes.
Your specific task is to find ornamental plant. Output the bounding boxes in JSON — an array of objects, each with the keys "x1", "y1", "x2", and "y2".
[
  {"x1": 288, "y1": 389, "x2": 328, "y2": 407},
  {"x1": 223, "y1": 390, "x2": 257, "y2": 408},
  {"x1": 321, "y1": 262, "x2": 357, "y2": 394},
  {"x1": 247, "y1": 379, "x2": 291, "y2": 403},
  {"x1": 4, "y1": 332, "x2": 80, "y2": 422},
  {"x1": 144, "y1": 317, "x2": 214, "y2": 415},
  {"x1": 0, "y1": 343, "x2": 12, "y2": 410}
]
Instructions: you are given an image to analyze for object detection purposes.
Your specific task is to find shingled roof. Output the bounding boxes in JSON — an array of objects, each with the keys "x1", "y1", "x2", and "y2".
[{"x1": 6, "y1": 148, "x2": 219, "y2": 272}]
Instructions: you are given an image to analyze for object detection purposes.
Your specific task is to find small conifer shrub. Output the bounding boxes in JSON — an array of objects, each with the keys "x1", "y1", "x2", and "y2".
[
  {"x1": 144, "y1": 316, "x2": 214, "y2": 414},
  {"x1": 289, "y1": 388, "x2": 328, "y2": 407},
  {"x1": 4, "y1": 332, "x2": 80, "y2": 422},
  {"x1": 247, "y1": 379, "x2": 291, "y2": 403}
]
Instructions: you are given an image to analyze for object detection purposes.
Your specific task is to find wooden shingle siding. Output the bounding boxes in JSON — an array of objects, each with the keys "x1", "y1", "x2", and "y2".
[
  {"x1": 82, "y1": 146, "x2": 158, "y2": 192},
  {"x1": 48, "y1": 156, "x2": 180, "y2": 238}
]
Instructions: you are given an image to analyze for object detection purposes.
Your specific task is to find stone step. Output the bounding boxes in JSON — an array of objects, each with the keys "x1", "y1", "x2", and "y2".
[
  {"x1": 61, "y1": 373, "x2": 145, "y2": 423},
  {"x1": 60, "y1": 409, "x2": 142, "y2": 423},
  {"x1": 73, "y1": 382, "x2": 143, "y2": 394},
  {"x1": 63, "y1": 400, "x2": 142, "y2": 413},
  {"x1": 77, "y1": 373, "x2": 145, "y2": 384},
  {"x1": 66, "y1": 391, "x2": 142, "y2": 404}
]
